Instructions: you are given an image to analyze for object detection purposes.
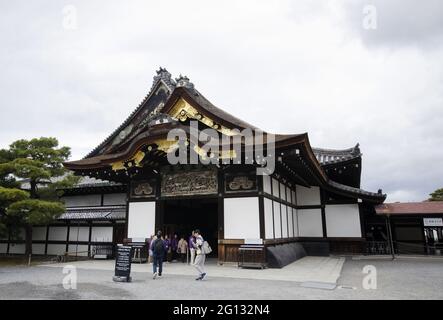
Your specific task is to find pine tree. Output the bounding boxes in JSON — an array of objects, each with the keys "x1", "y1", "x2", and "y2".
[
  {"x1": 0, "y1": 137, "x2": 79, "y2": 255},
  {"x1": 429, "y1": 188, "x2": 443, "y2": 201}
]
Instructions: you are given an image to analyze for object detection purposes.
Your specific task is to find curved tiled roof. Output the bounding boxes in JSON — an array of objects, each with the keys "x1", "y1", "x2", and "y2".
[
  {"x1": 313, "y1": 144, "x2": 361, "y2": 165},
  {"x1": 58, "y1": 205, "x2": 126, "y2": 220},
  {"x1": 84, "y1": 68, "x2": 176, "y2": 159}
]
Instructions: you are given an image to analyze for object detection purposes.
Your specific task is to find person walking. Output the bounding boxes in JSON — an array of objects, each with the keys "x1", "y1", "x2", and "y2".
[
  {"x1": 152, "y1": 231, "x2": 166, "y2": 279},
  {"x1": 177, "y1": 236, "x2": 188, "y2": 263},
  {"x1": 148, "y1": 234, "x2": 156, "y2": 264},
  {"x1": 192, "y1": 229, "x2": 206, "y2": 281},
  {"x1": 171, "y1": 233, "x2": 179, "y2": 262},
  {"x1": 188, "y1": 230, "x2": 196, "y2": 265},
  {"x1": 164, "y1": 234, "x2": 171, "y2": 262}
]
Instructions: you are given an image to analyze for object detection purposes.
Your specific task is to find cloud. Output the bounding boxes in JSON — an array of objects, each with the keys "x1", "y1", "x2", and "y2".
[
  {"x1": 0, "y1": 0, "x2": 442, "y2": 203},
  {"x1": 342, "y1": 0, "x2": 443, "y2": 49}
]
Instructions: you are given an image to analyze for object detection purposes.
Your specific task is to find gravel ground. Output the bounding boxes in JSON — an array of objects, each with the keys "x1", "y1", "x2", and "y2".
[{"x1": 0, "y1": 257, "x2": 442, "y2": 300}]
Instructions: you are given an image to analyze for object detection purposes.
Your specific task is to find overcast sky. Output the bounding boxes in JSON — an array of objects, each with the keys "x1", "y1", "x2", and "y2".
[{"x1": 1, "y1": 0, "x2": 442, "y2": 202}]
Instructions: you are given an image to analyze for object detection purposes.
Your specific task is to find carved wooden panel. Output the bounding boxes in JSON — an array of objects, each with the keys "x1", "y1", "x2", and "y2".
[
  {"x1": 130, "y1": 179, "x2": 156, "y2": 199},
  {"x1": 161, "y1": 169, "x2": 218, "y2": 197},
  {"x1": 224, "y1": 172, "x2": 257, "y2": 193}
]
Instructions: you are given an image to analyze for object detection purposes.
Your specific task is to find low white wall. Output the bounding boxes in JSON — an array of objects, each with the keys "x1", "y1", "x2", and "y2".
[
  {"x1": 32, "y1": 244, "x2": 46, "y2": 255},
  {"x1": 273, "y1": 201, "x2": 282, "y2": 238},
  {"x1": 128, "y1": 201, "x2": 156, "y2": 239},
  {"x1": 68, "y1": 244, "x2": 89, "y2": 256},
  {"x1": 296, "y1": 185, "x2": 321, "y2": 206},
  {"x1": 47, "y1": 244, "x2": 66, "y2": 255},
  {"x1": 32, "y1": 227, "x2": 47, "y2": 241},
  {"x1": 0, "y1": 243, "x2": 8, "y2": 253},
  {"x1": 9, "y1": 243, "x2": 25, "y2": 254},
  {"x1": 298, "y1": 209, "x2": 323, "y2": 237},
  {"x1": 325, "y1": 204, "x2": 362, "y2": 237},
  {"x1": 69, "y1": 226, "x2": 90, "y2": 242},
  {"x1": 91, "y1": 227, "x2": 113, "y2": 242},
  {"x1": 224, "y1": 197, "x2": 260, "y2": 239},
  {"x1": 48, "y1": 226, "x2": 68, "y2": 241}
]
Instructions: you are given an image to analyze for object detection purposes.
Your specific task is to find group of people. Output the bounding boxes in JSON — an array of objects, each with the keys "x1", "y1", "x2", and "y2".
[{"x1": 148, "y1": 230, "x2": 207, "y2": 281}]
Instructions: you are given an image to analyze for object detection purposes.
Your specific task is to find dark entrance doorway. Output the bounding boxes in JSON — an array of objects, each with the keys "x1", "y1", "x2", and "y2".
[{"x1": 162, "y1": 197, "x2": 218, "y2": 257}]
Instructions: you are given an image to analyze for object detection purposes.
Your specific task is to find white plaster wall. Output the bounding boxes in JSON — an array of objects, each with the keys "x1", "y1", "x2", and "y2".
[
  {"x1": 32, "y1": 244, "x2": 46, "y2": 255},
  {"x1": 280, "y1": 183, "x2": 286, "y2": 201},
  {"x1": 0, "y1": 243, "x2": 8, "y2": 253},
  {"x1": 264, "y1": 198, "x2": 274, "y2": 239},
  {"x1": 224, "y1": 197, "x2": 260, "y2": 239},
  {"x1": 9, "y1": 243, "x2": 25, "y2": 254},
  {"x1": 273, "y1": 201, "x2": 282, "y2": 238},
  {"x1": 48, "y1": 226, "x2": 68, "y2": 241},
  {"x1": 47, "y1": 244, "x2": 66, "y2": 255},
  {"x1": 296, "y1": 185, "x2": 321, "y2": 206},
  {"x1": 62, "y1": 194, "x2": 102, "y2": 207},
  {"x1": 286, "y1": 187, "x2": 291, "y2": 203},
  {"x1": 128, "y1": 201, "x2": 156, "y2": 239},
  {"x1": 103, "y1": 193, "x2": 126, "y2": 205},
  {"x1": 293, "y1": 208, "x2": 299, "y2": 237},
  {"x1": 325, "y1": 204, "x2": 362, "y2": 237},
  {"x1": 292, "y1": 190, "x2": 296, "y2": 205},
  {"x1": 272, "y1": 178, "x2": 280, "y2": 198},
  {"x1": 69, "y1": 226, "x2": 90, "y2": 242},
  {"x1": 288, "y1": 207, "x2": 294, "y2": 237},
  {"x1": 263, "y1": 175, "x2": 272, "y2": 195},
  {"x1": 32, "y1": 227, "x2": 47, "y2": 241},
  {"x1": 281, "y1": 204, "x2": 288, "y2": 238},
  {"x1": 91, "y1": 227, "x2": 113, "y2": 242},
  {"x1": 68, "y1": 244, "x2": 89, "y2": 256},
  {"x1": 298, "y1": 209, "x2": 323, "y2": 237}
]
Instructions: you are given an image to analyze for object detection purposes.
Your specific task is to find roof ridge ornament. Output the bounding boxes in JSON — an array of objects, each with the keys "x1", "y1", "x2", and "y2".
[
  {"x1": 151, "y1": 67, "x2": 176, "y2": 92},
  {"x1": 175, "y1": 74, "x2": 194, "y2": 89}
]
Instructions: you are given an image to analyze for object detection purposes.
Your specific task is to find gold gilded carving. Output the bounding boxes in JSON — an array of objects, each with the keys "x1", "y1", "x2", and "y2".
[
  {"x1": 154, "y1": 139, "x2": 180, "y2": 153},
  {"x1": 111, "y1": 150, "x2": 145, "y2": 171},
  {"x1": 161, "y1": 170, "x2": 217, "y2": 197},
  {"x1": 228, "y1": 176, "x2": 254, "y2": 190},
  {"x1": 168, "y1": 98, "x2": 237, "y2": 136}
]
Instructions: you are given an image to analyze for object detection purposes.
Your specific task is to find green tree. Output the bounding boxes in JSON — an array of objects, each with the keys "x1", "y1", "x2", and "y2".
[
  {"x1": 429, "y1": 188, "x2": 443, "y2": 201},
  {"x1": 0, "y1": 137, "x2": 78, "y2": 255}
]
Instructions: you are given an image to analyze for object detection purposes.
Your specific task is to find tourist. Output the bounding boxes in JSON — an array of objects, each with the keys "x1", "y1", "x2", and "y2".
[
  {"x1": 152, "y1": 231, "x2": 166, "y2": 279},
  {"x1": 171, "y1": 233, "x2": 179, "y2": 261},
  {"x1": 148, "y1": 234, "x2": 156, "y2": 264},
  {"x1": 177, "y1": 236, "x2": 188, "y2": 263},
  {"x1": 164, "y1": 234, "x2": 171, "y2": 262},
  {"x1": 188, "y1": 230, "x2": 196, "y2": 265},
  {"x1": 192, "y1": 229, "x2": 206, "y2": 280}
]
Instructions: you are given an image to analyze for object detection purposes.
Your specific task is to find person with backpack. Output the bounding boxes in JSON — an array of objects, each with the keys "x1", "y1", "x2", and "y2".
[
  {"x1": 192, "y1": 229, "x2": 208, "y2": 281},
  {"x1": 188, "y1": 230, "x2": 196, "y2": 265},
  {"x1": 152, "y1": 231, "x2": 166, "y2": 279}
]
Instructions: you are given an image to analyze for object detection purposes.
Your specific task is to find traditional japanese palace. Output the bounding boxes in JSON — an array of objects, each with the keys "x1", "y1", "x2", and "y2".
[{"x1": 0, "y1": 68, "x2": 388, "y2": 264}]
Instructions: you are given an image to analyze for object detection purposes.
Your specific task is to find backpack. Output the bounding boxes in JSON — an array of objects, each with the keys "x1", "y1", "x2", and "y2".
[
  {"x1": 153, "y1": 239, "x2": 164, "y2": 255},
  {"x1": 201, "y1": 240, "x2": 212, "y2": 255}
]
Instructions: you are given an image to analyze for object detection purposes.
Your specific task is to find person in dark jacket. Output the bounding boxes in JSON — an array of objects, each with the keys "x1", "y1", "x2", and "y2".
[
  {"x1": 152, "y1": 231, "x2": 166, "y2": 279},
  {"x1": 171, "y1": 233, "x2": 179, "y2": 261}
]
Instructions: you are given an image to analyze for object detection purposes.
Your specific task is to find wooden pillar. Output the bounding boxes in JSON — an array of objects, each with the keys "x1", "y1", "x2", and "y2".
[
  {"x1": 44, "y1": 225, "x2": 50, "y2": 255},
  {"x1": 320, "y1": 189, "x2": 327, "y2": 238},
  {"x1": 65, "y1": 221, "x2": 70, "y2": 253},
  {"x1": 257, "y1": 175, "x2": 265, "y2": 240}
]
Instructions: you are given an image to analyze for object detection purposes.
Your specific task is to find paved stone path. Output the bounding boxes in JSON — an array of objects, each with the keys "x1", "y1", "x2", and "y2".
[{"x1": 40, "y1": 256, "x2": 345, "y2": 284}]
